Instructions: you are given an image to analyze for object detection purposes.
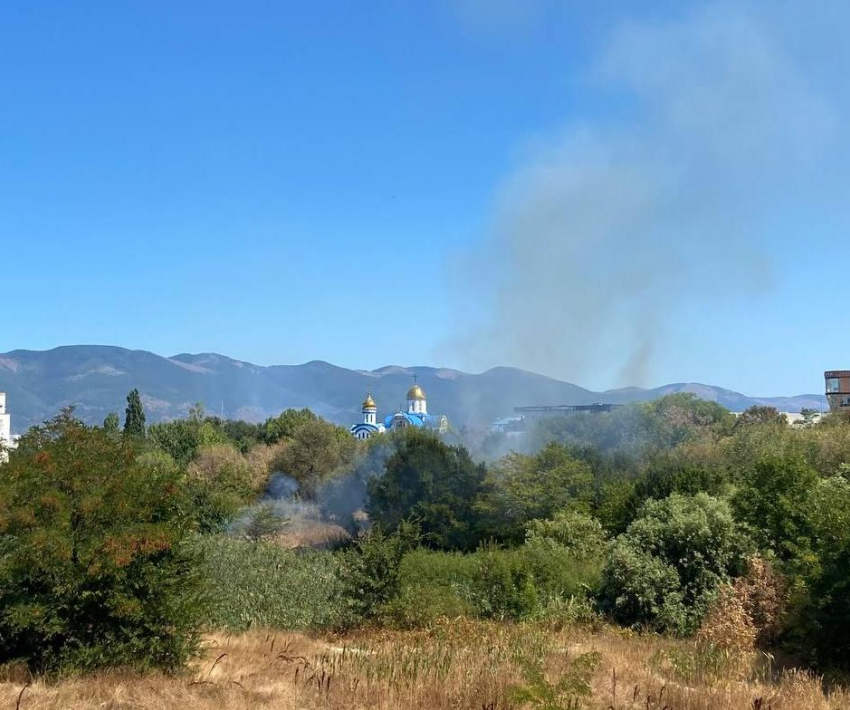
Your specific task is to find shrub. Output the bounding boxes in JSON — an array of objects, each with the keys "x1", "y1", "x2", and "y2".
[
  {"x1": 338, "y1": 522, "x2": 420, "y2": 624},
  {"x1": 525, "y1": 510, "x2": 608, "y2": 560},
  {"x1": 386, "y1": 550, "x2": 478, "y2": 626},
  {"x1": 696, "y1": 557, "x2": 788, "y2": 655},
  {"x1": 470, "y1": 543, "x2": 540, "y2": 620},
  {"x1": 696, "y1": 583, "x2": 757, "y2": 653},
  {"x1": 520, "y1": 539, "x2": 602, "y2": 600},
  {"x1": 0, "y1": 413, "x2": 202, "y2": 672},
  {"x1": 387, "y1": 542, "x2": 598, "y2": 627},
  {"x1": 599, "y1": 493, "x2": 748, "y2": 635}
]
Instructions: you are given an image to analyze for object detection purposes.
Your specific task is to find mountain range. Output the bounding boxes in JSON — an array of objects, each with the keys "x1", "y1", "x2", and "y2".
[{"x1": 0, "y1": 346, "x2": 825, "y2": 434}]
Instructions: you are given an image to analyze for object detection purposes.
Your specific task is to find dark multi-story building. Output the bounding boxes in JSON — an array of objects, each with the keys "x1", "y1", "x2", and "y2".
[{"x1": 825, "y1": 370, "x2": 850, "y2": 411}]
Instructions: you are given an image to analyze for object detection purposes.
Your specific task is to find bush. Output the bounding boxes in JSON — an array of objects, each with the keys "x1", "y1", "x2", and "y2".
[
  {"x1": 525, "y1": 510, "x2": 608, "y2": 560},
  {"x1": 470, "y1": 544, "x2": 540, "y2": 620},
  {"x1": 338, "y1": 522, "x2": 420, "y2": 624},
  {"x1": 0, "y1": 413, "x2": 202, "y2": 672},
  {"x1": 386, "y1": 550, "x2": 478, "y2": 625},
  {"x1": 599, "y1": 493, "x2": 748, "y2": 635},
  {"x1": 386, "y1": 541, "x2": 599, "y2": 627},
  {"x1": 520, "y1": 539, "x2": 602, "y2": 601},
  {"x1": 195, "y1": 534, "x2": 347, "y2": 630}
]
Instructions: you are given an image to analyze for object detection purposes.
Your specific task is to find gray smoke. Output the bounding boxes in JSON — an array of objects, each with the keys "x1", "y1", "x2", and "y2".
[
  {"x1": 230, "y1": 442, "x2": 397, "y2": 541},
  {"x1": 451, "y1": 2, "x2": 841, "y2": 388},
  {"x1": 229, "y1": 473, "x2": 323, "y2": 539}
]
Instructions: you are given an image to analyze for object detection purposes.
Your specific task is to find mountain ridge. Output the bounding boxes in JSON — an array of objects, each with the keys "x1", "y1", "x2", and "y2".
[{"x1": 0, "y1": 345, "x2": 825, "y2": 433}]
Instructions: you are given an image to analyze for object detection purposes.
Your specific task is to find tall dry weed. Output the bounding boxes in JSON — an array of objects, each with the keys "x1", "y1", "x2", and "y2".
[{"x1": 2, "y1": 623, "x2": 849, "y2": 710}]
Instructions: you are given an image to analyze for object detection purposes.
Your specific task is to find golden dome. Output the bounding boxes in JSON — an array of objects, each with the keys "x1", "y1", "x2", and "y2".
[
  {"x1": 362, "y1": 393, "x2": 377, "y2": 410},
  {"x1": 406, "y1": 384, "x2": 426, "y2": 401}
]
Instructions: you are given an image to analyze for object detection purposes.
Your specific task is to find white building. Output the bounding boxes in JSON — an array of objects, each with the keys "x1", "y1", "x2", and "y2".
[{"x1": 0, "y1": 392, "x2": 13, "y2": 463}]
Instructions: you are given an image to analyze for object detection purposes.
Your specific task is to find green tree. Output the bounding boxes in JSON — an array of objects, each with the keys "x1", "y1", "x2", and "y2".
[
  {"x1": 262, "y1": 408, "x2": 318, "y2": 444},
  {"x1": 209, "y1": 418, "x2": 265, "y2": 453},
  {"x1": 599, "y1": 493, "x2": 748, "y2": 635},
  {"x1": 186, "y1": 443, "x2": 260, "y2": 531},
  {"x1": 102, "y1": 411, "x2": 120, "y2": 434},
  {"x1": 732, "y1": 452, "x2": 819, "y2": 566},
  {"x1": 0, "y1": 413, "x2": 201, "y2": 671},
  {"x1": 621, "y1": 451, "x2": 730, "y2": 529},
  {"x1": 794, "y1": 476, "x2": 850, "y2": 668},
  {"x1": 148, "y1": 417, "x2": 230, "y2": 467},
  {"x1": 123, "y1": 388, "x2": 146, "y2": 439},
  {"x1": 367, "y1": 429, "x2": 488, "y2": 550},
  {"x1": 269, "y1": 417, "x2": 358, "y2": 498},
  {"x1": 478, "y1": 443, "x2": 594, "y2": 543}
]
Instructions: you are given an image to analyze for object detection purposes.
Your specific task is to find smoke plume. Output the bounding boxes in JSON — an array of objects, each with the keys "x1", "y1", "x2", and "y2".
[{"x1": 452, "y1": 2, "x2": 840, "y2": 388}]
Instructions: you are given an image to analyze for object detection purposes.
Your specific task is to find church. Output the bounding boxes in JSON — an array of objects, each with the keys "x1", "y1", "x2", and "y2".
[{"x1": 350, "y1": 379, "x2": 449, "y2": 440}]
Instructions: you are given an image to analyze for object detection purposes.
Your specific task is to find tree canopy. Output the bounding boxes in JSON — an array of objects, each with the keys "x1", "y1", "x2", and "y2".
[{"x1": 0, "y1": 413, "x2": 201, "y2": 671}]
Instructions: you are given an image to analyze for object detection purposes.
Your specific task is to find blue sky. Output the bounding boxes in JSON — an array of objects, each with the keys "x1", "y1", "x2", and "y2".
[{"x1": 2, "y1": 1, "x2": 849, "y2": 395}]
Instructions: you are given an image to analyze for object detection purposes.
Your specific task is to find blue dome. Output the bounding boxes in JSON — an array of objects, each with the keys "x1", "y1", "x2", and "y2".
[{"x1": 384, "y1": 412, "x2": 425, "y2": 428}]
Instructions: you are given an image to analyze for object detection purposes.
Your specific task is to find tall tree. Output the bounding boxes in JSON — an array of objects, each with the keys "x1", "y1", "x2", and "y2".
[
  {"x1": 367, "y1": 429, "x2": 488, "y2": 550},
  {"x1": 123, "y1": 388, "x2": 146, "y2": 438}
]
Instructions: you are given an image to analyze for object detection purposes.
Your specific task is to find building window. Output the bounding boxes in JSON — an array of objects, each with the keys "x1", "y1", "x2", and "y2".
[{"x1": 827, "y1": 378, "x2": 841, "y2": 393}]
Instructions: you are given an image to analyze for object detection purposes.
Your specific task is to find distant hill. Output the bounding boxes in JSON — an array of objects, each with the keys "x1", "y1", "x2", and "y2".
[{"x1": 0, "y1": 346, "x2": 825, "y2": 433}]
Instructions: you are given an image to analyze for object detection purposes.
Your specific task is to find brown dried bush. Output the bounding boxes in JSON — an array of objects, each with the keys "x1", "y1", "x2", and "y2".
[
  {"x1": 697, "y1": 582, "x2": 757, "y2": 653},
  {"x1": 697, "y1": 555, "x2": 786, "y2": 652}
]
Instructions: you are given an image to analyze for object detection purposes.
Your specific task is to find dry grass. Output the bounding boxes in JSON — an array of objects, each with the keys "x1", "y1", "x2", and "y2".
[
  {"x1": 271, "y1": 519, "x2": 350, "y2": 549},
  {"x1": 2, "y1": 621, "x2": 848, "y2": 710}
]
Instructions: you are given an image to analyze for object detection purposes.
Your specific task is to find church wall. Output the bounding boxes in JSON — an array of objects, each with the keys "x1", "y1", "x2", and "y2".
[{"x1": 0, "y1": 393, "x2": 11, "y2": 463}]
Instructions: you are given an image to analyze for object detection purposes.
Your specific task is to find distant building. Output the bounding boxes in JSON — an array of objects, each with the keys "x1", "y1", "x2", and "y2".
[
  {"x1": 0, "y1": 392, "x2": 13, "y2": 463},
  {"x1": 825, "y1": 370, "x2": 850, "y2": 411},
  {"x1": 489, "y1": 415, "x2": 527, "y2": 436},
  {"x1": 350, "y1": 379, "x2": 449, "y2": 440},
  {"x1": 783, "y1": 411, "x2": 824, "y2": 426}
]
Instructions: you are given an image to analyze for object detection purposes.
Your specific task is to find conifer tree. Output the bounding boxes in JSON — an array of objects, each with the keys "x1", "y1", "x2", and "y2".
[{"x1": 123, "y1": 388, "x2": 146, "y2": 438}]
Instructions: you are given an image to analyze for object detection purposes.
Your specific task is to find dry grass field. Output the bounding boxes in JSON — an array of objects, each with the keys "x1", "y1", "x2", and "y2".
[{"x1": 2, "y1": 621, "x2": 848, "y2": 710}]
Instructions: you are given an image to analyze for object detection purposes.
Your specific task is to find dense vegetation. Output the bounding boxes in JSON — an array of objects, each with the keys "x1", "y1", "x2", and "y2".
[
  {"x1": 2, "y1": 391, "x2": 850, "y2": 680},
  {"x1": 0, "y1": 410, "x2": 200, "y2": 671}
]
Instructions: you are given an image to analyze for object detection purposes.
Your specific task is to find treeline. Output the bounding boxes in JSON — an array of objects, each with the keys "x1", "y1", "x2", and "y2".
[{"x1": 2, "y1": 392, "x2": 849, "y2": 677}]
